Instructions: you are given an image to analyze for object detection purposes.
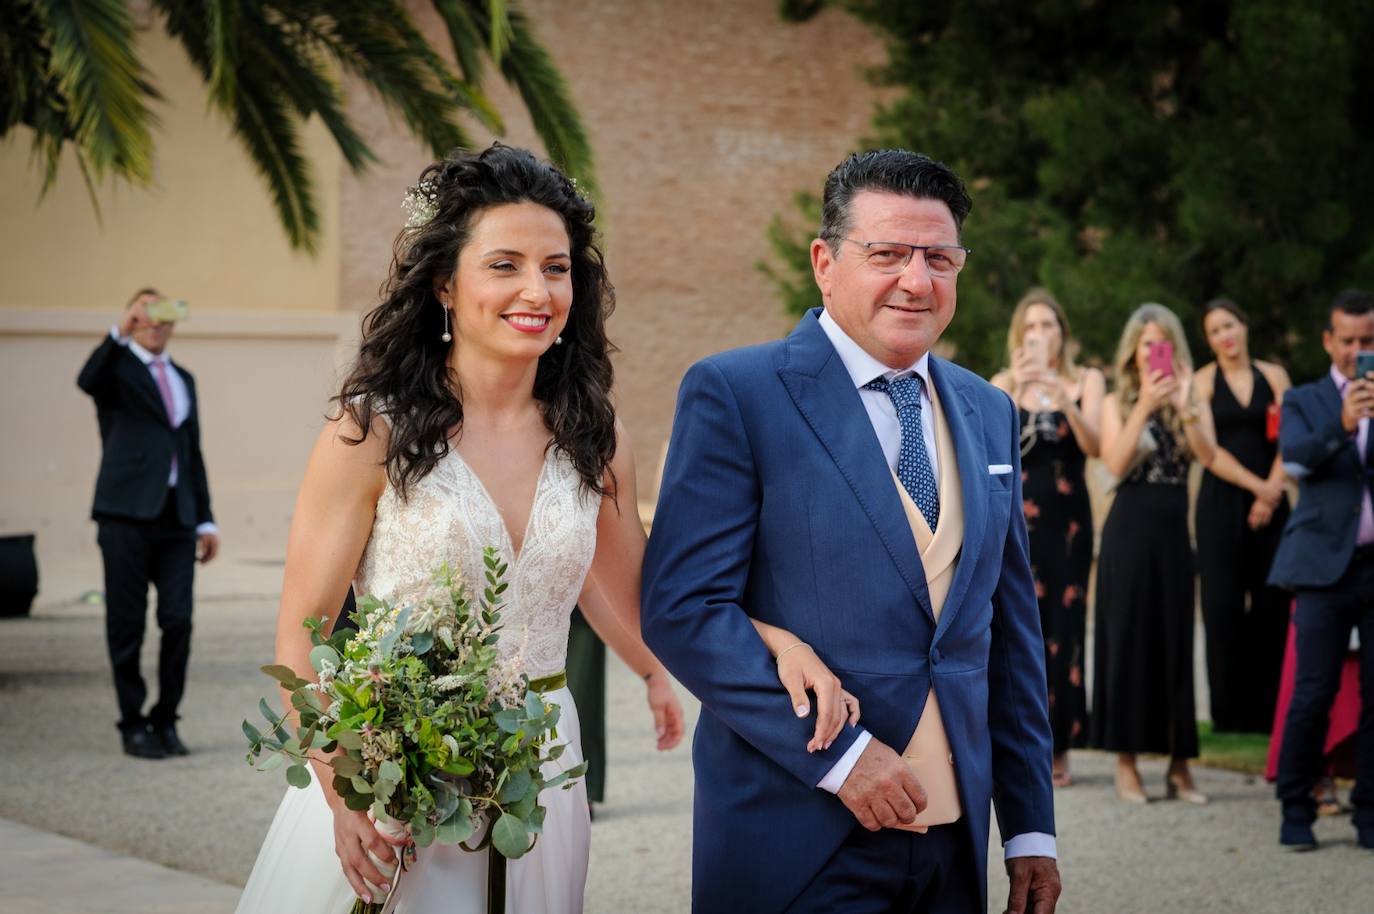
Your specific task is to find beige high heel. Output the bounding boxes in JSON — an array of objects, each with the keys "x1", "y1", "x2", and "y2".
[
  {"x1": 1115, "y1": 769, "x2": 1148, "y2": 805},
  {"x1": 1166, "y1": 775, "x2": 1208, "y2": 805}
]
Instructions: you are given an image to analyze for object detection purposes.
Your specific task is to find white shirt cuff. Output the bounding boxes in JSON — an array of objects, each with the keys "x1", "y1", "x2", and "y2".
[
  {"x1": 110, "y1": 325, "x2": 129, "y2": 344},
  {"x1": 1004, "y1": 832, "x2": 1057, "y2": 859},
  {"x1": 195, "y1": 522, "x2": 218, "y2": 536},
  {"x1": 817, "y1": 729, "x2": 872, "y2": 793}
]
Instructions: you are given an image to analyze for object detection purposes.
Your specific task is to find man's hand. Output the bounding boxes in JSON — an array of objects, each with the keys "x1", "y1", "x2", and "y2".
[
  {"x1": 197, "y1": 532, "x2": 219, "y2": 564},
  {"x1": 119, "y1": 297, "x2": 151, "y2": 338},
  {"x1": 1342, "y1": 378, "x2": 1374, "y2": 432},
  {"x1": 1004, "y1": 855, "x2": 1061, "y2": 914},
  {"x1": 836, "y1": 738, "x2": 926, "y2": 831}
]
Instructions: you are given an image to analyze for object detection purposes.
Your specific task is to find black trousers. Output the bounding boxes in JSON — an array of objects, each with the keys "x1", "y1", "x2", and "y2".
[
  {"x1": 96, "y1": 492, "x2": 196, "y2": 732},
  {"x1": 1275, "y1": 548, "x2": 1374, "y2": 828}
]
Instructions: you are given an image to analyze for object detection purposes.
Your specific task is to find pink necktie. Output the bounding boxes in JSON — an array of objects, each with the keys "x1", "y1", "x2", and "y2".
[{"x1": 152, "y1": 360, "x2": 179, "y2": 478}]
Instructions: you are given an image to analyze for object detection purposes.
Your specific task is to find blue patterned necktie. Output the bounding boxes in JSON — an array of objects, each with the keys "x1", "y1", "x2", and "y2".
[{"x1": 865, "y1": 374, "x2": 940, "y2": 529}]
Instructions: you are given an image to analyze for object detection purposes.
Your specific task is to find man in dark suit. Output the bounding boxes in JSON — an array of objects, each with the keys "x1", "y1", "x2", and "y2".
[
  {"x1": 643, "y1": 151, "x2": 1058, "y2": 913},
  {"x1": 1269, "y1": 289, "x2": 1374, "y2": 851},
  {"x1": 77, "y1": 289, "x2": 219, "y2": 759}
]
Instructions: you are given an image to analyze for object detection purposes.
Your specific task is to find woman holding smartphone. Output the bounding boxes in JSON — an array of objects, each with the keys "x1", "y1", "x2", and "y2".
[
  {"x1": 992, "y1": 288, "x2": 1104, "y2": 787},
  {"x1": 1091, "y1": 303, "x2": 1219, "y2": 804},
  {"x1": 1192, "y1": 299, "x2": 1293, "y2": 734}
]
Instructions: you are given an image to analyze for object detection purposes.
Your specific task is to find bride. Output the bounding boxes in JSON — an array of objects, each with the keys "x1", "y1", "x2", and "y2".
[{"x1": 236, "y1": 145, "x2": 859, "y2": 913}]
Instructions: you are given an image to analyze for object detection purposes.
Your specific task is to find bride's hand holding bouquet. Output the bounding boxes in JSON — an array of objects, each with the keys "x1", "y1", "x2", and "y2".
[{"x1": 243, "y1": 548, "x2": 585, "y2": 913}]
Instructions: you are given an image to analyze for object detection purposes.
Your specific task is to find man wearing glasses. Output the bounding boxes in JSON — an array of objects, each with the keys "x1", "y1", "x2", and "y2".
[{"x1": 644, "y1": 150, "x2": 1059, "y2": 913}]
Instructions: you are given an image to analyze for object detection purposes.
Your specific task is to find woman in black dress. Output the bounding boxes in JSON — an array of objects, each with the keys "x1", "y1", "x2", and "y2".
[
  {"x1": 1093, "y1": 303, "x2": 1219, "y2": 804},
  {"x1": 1193, "y1": 299, "x2": 1293, "y2": 733},
  {"x1": 992, "y1": 288, "x2": 1104, "y2": 788}
]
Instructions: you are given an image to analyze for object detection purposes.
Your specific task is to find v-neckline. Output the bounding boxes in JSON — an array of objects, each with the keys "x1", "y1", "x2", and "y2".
[
  {"x1": 449, "y1": 445, "x2": 554, "y2": 563},
  {"x1": 1217, "y1": 363, "x2": 1259, "y2": 411}
]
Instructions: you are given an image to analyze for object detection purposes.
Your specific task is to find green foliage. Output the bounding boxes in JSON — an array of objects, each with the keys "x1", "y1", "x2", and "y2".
[
  {"x1": 242, "y1": 548, "x2": 583, "y2": 862},
  {"x1": 2, "y1": 0, "x2": 597, "y2": 251},
  {"x1": 769, "y1": 0, "x2": 1374, "y2": 381}
]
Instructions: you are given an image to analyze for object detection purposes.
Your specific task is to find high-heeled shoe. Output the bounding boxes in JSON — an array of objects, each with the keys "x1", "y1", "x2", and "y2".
[
  {"x1": 1166, "y1": 775, "x2": 1208, "y2": 805},
  {"x1": 1115, "y1": 771, "x2": 1148, "y2": 805}
]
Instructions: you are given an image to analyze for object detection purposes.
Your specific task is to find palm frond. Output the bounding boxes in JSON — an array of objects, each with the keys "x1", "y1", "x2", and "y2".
[
  {"x1": 206, "y1": 0, "x2": 240, "y2": 108},
  {"x1": 493, "y1": 5, "x2": 597, "y2": 198},
  {"x1": 293, "y1": 3, "x2": 478, "y2": 155},
  {"x1": 485, "y1": 0, "x2": 512, "y2": 65},
  {"x1": 157, "y1": 0, "x2": 316, "y2": 249},
  {"x1": 236, "y1": 6, "x2": 375, "y2": 172},
  {"x1": 35, "y1": 0, "x2": 157, "y2": 183},
  {"x1": 431, "y1": 0, "x2": 488, "y2": 87},
  {"x1": 228, "y1": 79, "x2": 318, "y2": 253}
]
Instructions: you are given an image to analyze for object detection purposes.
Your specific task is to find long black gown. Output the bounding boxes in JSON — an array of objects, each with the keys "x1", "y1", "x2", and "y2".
[
  {"x1": 1196, "y1": 365, "x2": 1290, "y2": 733},
  {"x1": 1091, "y1": 414, "x2": 1199, "y2": 758},
  {"x1": 1019, "y1": 406, "x2": 1092, "y2": 752}
]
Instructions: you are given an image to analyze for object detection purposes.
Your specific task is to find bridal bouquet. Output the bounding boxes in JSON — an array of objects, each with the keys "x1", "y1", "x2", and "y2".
[{"x1": 243, "y1": 548, "x2": 585, "y2": 913}]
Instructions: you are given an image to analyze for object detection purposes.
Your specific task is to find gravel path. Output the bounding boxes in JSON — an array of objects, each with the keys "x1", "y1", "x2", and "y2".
[{"x1": 1, "y1": 567, "x2": 1368, "y2": 912}]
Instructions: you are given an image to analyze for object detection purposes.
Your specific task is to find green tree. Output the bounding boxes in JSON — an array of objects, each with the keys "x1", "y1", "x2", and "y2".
[
  {"x1": 1, "y1": 0, "x2": 594, "y2": 253},
  {"x1": 767, "y1": 0, "x2": 1374, "y2": 380}
]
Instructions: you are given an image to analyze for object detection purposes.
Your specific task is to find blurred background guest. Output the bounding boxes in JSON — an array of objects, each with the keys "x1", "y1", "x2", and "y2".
[
  {"x1": 992, "y1": 288, "x2": 1104, "y2": 788},
  {"x1": 76, "y1": 289, "x2": 219, "y2": 760},
  {"x1": 1192, "y1": 299, "x2": 1293, "y2": 734},
  {"x1": 1268, "y1": 290, "x2": 1374, "y2": 851},
  {"x1": 1092, "y1": 303, "x2": 1217, "y2": 805},
  {"x1": 566, "y1": 608, "x2": 607, "y2": 814}
]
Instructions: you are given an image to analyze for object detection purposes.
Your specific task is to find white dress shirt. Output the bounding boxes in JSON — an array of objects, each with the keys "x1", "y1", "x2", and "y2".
[
  {"x1": 813, "y1": 310, "x2": 1056, "y2": 860},
  {"x1": 111, "y1": 328, "x2": 218, "y2": 537}
]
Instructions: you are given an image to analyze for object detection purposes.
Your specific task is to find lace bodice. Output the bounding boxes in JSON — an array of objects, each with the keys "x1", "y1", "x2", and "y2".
[
  {"x1": 354, "y1": 446, "x2": 600, "y2": 678},
  {"x1": 1123, "y1": 414, "x2": 1191, "y2": 487}
]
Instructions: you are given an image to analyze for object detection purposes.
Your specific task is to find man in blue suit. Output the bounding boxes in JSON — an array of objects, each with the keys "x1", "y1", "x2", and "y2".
[
  {"x1": 1269, "y1": 289, "x2": 1374, "y2": 851},
  {"x1": 642, "y1": 151, "x2": 1059, "y2": 912}
]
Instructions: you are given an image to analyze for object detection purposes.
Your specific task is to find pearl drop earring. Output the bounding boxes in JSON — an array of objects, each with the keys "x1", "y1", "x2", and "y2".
[
  {"x1": 440, "y1": 302, "x2": 452, "y2": 343},
  {"x1": 555, "y1": 335, "x2": 564, "y2": 345}
]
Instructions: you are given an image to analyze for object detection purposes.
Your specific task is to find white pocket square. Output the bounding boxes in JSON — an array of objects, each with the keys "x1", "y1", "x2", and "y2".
[{"x1": 988, "y1": 464, "x2": 1013, "y2": 475}]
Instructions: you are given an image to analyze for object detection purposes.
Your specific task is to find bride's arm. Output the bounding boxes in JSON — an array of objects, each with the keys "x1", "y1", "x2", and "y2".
[
  {"x1": 275, "y1": 413, "x2": 397, "y2": 902},
  {"x1": 581, "y1": 421, "x2": 684, "y2": 750}
]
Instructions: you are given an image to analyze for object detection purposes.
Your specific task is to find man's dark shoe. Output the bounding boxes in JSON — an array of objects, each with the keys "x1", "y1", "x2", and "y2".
[
  {"x1": 1357, "y1": 826, "x2": 1374, "y2": 851},
  {"x1": 1279, "y1": 820, "x2": 1318, "y2": 852},
  {"x1": 155, "y1": 723, "x2": 189, "y2": 756},
  {"x1": 122, "y1": 726, "x2": 166, "y2": 760}
]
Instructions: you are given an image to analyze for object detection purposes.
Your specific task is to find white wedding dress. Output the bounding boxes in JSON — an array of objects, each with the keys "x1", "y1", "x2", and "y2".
[{"x1": 237, "y1": 445, "x2": 598, "y2": 914}]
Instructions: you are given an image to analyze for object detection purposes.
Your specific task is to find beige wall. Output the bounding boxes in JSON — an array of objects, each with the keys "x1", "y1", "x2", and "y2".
[{"x1": 1, "y1": 1, "x2": 885, "y2": 594}]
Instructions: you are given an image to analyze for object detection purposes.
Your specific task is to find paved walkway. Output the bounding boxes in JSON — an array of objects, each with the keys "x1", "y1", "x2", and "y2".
[{"x1": 1, "y1": 559, "x2": 1369, "y2": 912}]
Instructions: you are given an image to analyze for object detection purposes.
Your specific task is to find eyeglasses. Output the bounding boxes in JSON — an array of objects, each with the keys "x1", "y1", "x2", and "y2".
[{"x1": 842, "y1": 239, "x2": 971, "y2": 277}]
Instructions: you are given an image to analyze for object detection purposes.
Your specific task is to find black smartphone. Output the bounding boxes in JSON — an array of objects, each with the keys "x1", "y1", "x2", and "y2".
[{"x1": 1357, "y1": 351, "x2": 1374, "y2": 381}]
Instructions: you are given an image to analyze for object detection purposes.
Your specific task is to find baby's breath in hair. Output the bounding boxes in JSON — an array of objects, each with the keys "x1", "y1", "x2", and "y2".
[{"x1": 402, "y1": 179, "x2": 439, "y2": 228}]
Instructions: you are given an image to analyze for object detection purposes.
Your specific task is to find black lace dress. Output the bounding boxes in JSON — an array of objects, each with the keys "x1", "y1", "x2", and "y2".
[
  {"x1": 1019, "y1": 406, "x2": 1092, "y2": 753},
  {"x1": 1090, "y1": 414, "x2": 1199, "y2": 758}
]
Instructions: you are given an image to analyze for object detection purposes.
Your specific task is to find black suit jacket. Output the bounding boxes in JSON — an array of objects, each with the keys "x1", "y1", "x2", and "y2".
[
  {"x1": 77, "y1": 334, "x2": 214, "y2": 529},
  {"x1": 1268, "y1": 374, "x2": 1362, "y2": 590}
]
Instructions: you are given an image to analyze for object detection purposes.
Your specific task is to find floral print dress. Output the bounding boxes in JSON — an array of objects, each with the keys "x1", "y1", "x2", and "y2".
[{"x1": 1019, "y1": 405, "x2": 1092, "y2": 752}]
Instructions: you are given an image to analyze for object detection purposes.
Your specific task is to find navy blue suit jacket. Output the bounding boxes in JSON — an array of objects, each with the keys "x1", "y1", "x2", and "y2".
[
  {"x1": 1268, "y1": 374, "x2": 1363, "y2": 590},
  {"x1": 641, "y1": 311, "x2": 1055, "y2": 913}
]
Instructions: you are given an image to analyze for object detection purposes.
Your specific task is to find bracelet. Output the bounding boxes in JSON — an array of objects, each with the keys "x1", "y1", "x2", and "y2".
[{"x1": 775, "y1": 642, "x2": 813, "y2": 664}]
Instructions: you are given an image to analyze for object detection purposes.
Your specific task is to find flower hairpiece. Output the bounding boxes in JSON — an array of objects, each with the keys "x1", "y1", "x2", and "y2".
[{"x1": 402, "y1": 179, "x2": 439, "y2": 228}]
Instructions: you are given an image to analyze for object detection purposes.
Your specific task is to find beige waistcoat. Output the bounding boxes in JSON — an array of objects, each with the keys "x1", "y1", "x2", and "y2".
[{"x1": 890, "y1": 378, "x2": 964, "y2": 828}]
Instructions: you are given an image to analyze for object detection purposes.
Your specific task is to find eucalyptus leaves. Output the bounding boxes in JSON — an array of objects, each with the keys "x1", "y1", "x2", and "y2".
[{"x1": 243, "y1": 548, "x2": 585, "y2": 911}]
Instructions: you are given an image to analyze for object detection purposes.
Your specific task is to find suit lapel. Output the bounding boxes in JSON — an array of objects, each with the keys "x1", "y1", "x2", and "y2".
[
  {"x1": 118, "y1": 349, "x2": 172, "y2": 426},
  {"x1": 777, "y1": 312, "x2": 935, "y2": 621},
  {"x1": 929, "y1": 358, "x2": 988, "y2": 642}
]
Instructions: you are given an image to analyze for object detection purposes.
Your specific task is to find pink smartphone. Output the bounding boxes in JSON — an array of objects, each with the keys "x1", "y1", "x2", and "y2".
[{"x1": 1148, "y1": 340, "x2": 1174, "y2": 378}]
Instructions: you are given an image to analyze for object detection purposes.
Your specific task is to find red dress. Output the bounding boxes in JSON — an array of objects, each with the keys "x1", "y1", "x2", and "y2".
[{"x1": 1266, "y1": 599, "x2": 1362, "y2": 779}]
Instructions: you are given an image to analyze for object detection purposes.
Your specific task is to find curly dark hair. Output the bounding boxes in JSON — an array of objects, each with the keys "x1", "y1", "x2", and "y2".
[{"x1": 334, "y1": 144, "x2": 617, "y2": 500}]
